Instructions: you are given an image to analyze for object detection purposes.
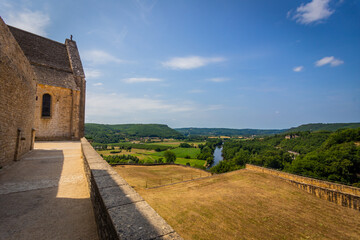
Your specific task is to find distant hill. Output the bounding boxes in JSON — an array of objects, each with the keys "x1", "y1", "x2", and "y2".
[
  {"x1": 286, "y1": 123, "x2": 360, "y2": 133},
  {"x1": 85, "y1": 123, "x2": 183, "y2": 143},
  {"x1": 175, "y1": 128, "x2": 286, "y2": 137}
]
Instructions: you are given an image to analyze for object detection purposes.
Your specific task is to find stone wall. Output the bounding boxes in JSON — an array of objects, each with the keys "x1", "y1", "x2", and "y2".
[
  {"x1": 0, "y1": 17, "x2": 36, "y2": 167},
  {"x1": 8, "y1": 24, "x2": 86, "y2": 140},
  {"x1": 246, "y1": 164, "x2": 360, "y2": 211},
  {"x1": 35, "y1": 84, "x2": 81, "y2": 140},
  {"x1": 81, "y1": 138, "x2": 182, "y2": 240}
]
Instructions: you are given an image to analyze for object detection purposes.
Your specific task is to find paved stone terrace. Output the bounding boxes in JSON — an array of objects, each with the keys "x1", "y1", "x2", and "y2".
[{"x1": 0, "y1": 141, "x2": 98, "y2": 240}]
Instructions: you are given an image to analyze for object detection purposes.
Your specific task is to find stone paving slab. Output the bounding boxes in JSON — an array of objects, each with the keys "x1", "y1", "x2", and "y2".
[{"x1": 0, "y1": 141, "x2": 98, "y2": 240}]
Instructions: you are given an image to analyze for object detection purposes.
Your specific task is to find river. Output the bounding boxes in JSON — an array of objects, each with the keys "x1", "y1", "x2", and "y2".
[{"x1": 211, "y1": 146, "x2": 223, "y2": 167}]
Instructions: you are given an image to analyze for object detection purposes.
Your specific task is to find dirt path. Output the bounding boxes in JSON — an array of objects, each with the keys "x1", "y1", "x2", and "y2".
[{"x1": 0, "y1": 141, "x2": 98, "y2": 240}]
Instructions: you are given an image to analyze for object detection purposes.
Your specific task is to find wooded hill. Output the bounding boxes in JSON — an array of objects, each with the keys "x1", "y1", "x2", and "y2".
[
  {"x1": 175, "y1": 128, "x2": 285, "y2": 137},
  {"x1": 286, "y1": 123, "x2": 360, "y2": 133},
  {"x1": 176, "y1": 123, "x2": 360, "y2": 136},
  {"x1": 85, "y1": 123, "x2": 183, "y2": 143}
]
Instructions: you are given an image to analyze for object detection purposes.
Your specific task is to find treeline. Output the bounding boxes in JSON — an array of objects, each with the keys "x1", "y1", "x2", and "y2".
[
  {"x1": 103, "y1": 154, "x2": 140, "y2": 164},
  {"x1": 212, "y1": 128, "x2": 360, "y2": 186},
  {"x1": 85, "y1": 123, "x2": 184, "y2": 143},
  {"x1": 286, "y1": 122, "x2": 360, "y2": 133},
  {"x1": 175, "y1": 127, "x2": 285, "y2": 137},
  {"x1": 93, "y1": 142, "x2": 172, "y2": 152}
]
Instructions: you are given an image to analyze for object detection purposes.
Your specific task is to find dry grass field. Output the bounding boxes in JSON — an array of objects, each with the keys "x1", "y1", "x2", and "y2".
[
  {"x1": 113, "y1": 165, "x2": 211, "y2": 189},
  {"x1": 114, "y1": 165, "x2": 360, "y2": 240}
]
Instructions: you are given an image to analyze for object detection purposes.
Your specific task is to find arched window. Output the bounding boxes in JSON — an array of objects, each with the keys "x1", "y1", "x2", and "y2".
[{"x1": 42, "y1": 94, "x2": 51, "y2": 117}]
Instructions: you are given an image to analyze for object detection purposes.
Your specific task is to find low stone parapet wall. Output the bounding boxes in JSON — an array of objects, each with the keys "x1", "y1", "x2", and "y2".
[
  {"x1": 110, "y1": 162, "x2": 210, "y2": 173},
  {"x1": 246, "y1": 164, "x2": 360, "y2": 211},
  {"x1": 81, "y1": 138, "x2": 182, "y2": 240}
]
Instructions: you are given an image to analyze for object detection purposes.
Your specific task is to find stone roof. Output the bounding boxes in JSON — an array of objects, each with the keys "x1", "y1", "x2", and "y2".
[
  {"x1": 8, "y1": 26, "x2": 72, "y2": 72},
  {"x1": 7, "y1": 25, "x2": 84, "y2": 90},
  {"x1": 33, "y1": 65, "x2": 79, "y2": 90}
]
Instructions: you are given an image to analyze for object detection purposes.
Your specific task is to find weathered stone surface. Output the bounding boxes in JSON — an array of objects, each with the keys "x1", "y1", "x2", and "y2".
[
  {"x1": 65, "y1": 39, "x2": 85, "y2": 77},
  {"x1": 8, "y1": 25, "x2": 72, "y2": 72},
  {"x1": 108, "y1": 201, "x2": 176, "y2": 240},
  {"x1": 0, "y1": 17, "x2": 36, "y2": 167},
  {"x1": 93, "y1": 174, "x2": 127, "y2": 189},
  {"x1": 6, "y1": 22, "x2": 86, "y2": 142},
  {"x1": 33, "y1": 65, "x2": 80, "y2": 90},
  {"x1": 246, "y1": 164, "x2": 360, "y2": 211},
  {"x1": 81, "y1": 138, "x2": 183, "y2": 240},
  {"x1": 0, "y1": 141, "x2": 98, "y2": 240},
  {"x1": 34, "y1": 84, "x2": 81, "y2": 140},
  {"x1": 99, "y1": 184, "x2": 143, "y2": 209}
]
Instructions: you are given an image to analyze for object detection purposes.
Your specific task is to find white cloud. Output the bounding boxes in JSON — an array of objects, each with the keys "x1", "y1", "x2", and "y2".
[
  {"x1": 293, "y1": 66, "x2": 304, "y2": 72},
  {"x1": 93, "y1": 83, "x2": 103, "y2": 86},
  {"x1": 83, "y1": 50, "x2": 125, "y2": 65},
  {"x1": 315, "y1": 56, "x2": 344, "y2": 67},
  {"x1": 86, "y1": 92, "x2": 195, "y2": 118},
  {"x1": 290, "y1": 0, "x2": 334, "y2": 24},
  {"x1": 162, "y1": 56, "x2": 226, "y2": 70},
  {"x1": 122, "y1": 77, "x2": 163, "y2": 83},
  {"x1": 85, "y1": 68, "x2": 102, "y2": 79},
  {"x1": 85, "y1": 92, "x2": 227, "y2": 125},
  {"x1": 208, "y1": 77, "x2": 229, "y2": 83},
  {"x1": 0, "y1": 1, "x2": 50, "y2": 36}
]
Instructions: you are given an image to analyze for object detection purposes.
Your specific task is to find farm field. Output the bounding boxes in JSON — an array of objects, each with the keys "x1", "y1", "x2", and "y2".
[
  {"x1": 96, "y1": 142, "x2": 206, "y2": 168},
  {"x1": 147, "y1": 141, "x2": 206, "y2": 147},
  {"x1": 116, "y1": 166, "x2": 360, "y2": 240}
]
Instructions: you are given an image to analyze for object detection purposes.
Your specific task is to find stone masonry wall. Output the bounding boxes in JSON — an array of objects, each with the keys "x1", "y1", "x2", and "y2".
[
  {"x1": 35, "y1": 84, "x2": 81, "y2": 140},
  {"x1": 246, "y1": 164, "x2": 360, "y2": 211},
  {"x1": 81, "y1": 138, "x2": 183, "y2": 240},
  {"x1": 0, "y1": 17, "x2": 36, "y2": 167}
]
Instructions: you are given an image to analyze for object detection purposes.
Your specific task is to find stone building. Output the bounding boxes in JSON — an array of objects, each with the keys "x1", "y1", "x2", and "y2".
[{"x1": 0, "y1": 17, "x2": 86, "y2": 167}]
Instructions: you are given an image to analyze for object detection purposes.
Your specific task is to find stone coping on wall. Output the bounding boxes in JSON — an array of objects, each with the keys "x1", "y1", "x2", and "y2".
[
  {"x1": 246, "y1": 164, "x2": 360, "y2": 211},
  {"x1": 245, "y1": 164, "x2": 360, "y2": 196},
  {"x1": 81, "y1": 138, "x2": 183, "y2": 240}
]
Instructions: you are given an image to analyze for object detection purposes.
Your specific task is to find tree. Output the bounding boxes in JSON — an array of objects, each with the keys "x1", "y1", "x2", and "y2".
[
  {"x1": 179, "y1": 143, "x2": 191, "y2": 148},
  {"x1": 164, "y1": 150, "x2": 176, "y2": 163}
]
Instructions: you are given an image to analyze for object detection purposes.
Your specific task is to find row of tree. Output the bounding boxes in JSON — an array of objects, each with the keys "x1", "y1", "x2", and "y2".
[{"x1": 212, "y1": 128, "x2": 360, "y2": 186}]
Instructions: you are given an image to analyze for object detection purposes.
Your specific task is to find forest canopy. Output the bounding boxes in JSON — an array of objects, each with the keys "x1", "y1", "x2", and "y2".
[{"x1": 212, "y1": 128, "x2": 360, "y2": 186}]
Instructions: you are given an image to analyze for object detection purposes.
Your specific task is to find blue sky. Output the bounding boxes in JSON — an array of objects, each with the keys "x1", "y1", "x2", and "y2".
[{"x1": 1, "y1": 0, "x2": 359, "y2": 129}]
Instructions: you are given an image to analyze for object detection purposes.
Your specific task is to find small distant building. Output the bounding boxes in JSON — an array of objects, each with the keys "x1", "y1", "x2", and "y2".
[{"x1": 285, "y1": 134, "x2": 299, "y2": 140}]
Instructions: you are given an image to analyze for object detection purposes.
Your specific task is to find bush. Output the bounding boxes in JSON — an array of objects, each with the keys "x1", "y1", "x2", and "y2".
[
  {"x1": 180, "y1": 143, "x2": 192, "y2": 148},
  {"x1": 110, "y1": 150, "x2": 121, "y2": 154},
  {"x1": 185, "y1": 155, "x2": 191, "y2": 159},
  {"x1": 164, "y1": 150, "x2": 176, "y2": 163}
]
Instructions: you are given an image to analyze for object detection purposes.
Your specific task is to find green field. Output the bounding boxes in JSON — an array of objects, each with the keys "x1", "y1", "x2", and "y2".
[
  {"x1": 147, "y1": 141, "x2": 206, "y2": 147},
  {"x1": 96, "y1": 142, "x2": 206, "y2": 168},
  {"x1": 153, "y1": 147, "x2": 200, "y2": 158}
]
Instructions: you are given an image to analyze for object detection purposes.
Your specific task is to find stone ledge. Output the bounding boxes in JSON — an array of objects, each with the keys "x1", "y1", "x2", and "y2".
[
  {"x1": 81, "y1": 138, "x2": 182, "y2": 240},
  {"x1": 246, "y1": 164, "x2": 360, "y2": 211}
]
